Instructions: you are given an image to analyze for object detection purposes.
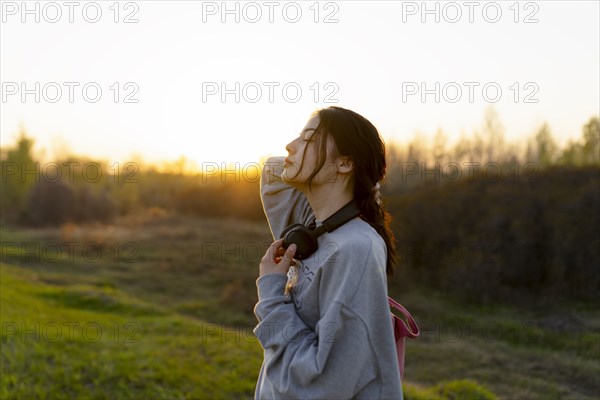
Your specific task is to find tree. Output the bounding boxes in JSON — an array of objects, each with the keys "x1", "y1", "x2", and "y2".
[
  {"x1": 581, "y1": 116, "x2": 600, "y2": 166},
  {"x1": 0, "y1": 127, "x2": 38, "y2": 222},
  {"x1": 431, "y1": 128, "x2": 448, "y2": 164},
  {"x1": 533, "y1": 123, "x2": 558, "y2": 168},
  {"x1": 406, "y1": 132, "x2": 428, "y2": 163},
  {"x1": 481, "y1": 106, "x2": 506, "y2": 163},
  {"x1": 452, "y1": 130, "x2": 472, "y2": 164},
  {"x1": 557, "y1": 139, "x2": 582, "y2": 166}
]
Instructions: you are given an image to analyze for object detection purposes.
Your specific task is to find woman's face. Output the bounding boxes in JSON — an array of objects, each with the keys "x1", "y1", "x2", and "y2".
[{"x1": 282, "y1": 115, "x2": 338, "y2": 186}]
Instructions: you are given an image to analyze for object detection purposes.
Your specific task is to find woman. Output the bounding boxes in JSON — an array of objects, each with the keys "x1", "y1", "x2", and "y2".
[{"x1": 253, "y1": 106, "x2": 403, "y2": 399}]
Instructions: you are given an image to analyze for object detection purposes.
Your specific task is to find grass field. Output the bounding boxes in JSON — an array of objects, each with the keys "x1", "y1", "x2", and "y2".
[{"x1": 1, "y1": 210, "x2": 598, "y2": 399}]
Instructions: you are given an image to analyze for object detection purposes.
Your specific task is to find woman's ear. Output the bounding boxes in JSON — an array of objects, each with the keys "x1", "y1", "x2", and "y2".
[{"x1": 337, "y1": 156, "x2": 354, "y2": 174}]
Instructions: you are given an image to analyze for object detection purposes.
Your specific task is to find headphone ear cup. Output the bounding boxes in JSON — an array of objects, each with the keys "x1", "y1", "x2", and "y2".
[
  {"x1": 280, "y1": 223, "x2": 304, "y2": 239},
  {"x1": 283, "y1": 225, "x2": 318, "y2": 260}
]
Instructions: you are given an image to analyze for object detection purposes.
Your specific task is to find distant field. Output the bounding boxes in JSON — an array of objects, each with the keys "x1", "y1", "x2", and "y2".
[{"x1": 1, "y1": 211, "x2": 598, "y2": 399}]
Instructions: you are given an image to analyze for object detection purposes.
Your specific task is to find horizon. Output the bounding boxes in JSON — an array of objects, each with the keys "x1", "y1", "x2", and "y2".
[{"x1": 3, "y1": 107, "x2": 597, "y2": 176}]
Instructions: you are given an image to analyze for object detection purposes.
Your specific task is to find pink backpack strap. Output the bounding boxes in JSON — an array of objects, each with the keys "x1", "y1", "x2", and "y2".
[
  {"x1": 388, "y1": 296, "x2": 420, "y2": 339},
  {"x1": 388, "y1": 296, "x2": 419, "y2": 380}
]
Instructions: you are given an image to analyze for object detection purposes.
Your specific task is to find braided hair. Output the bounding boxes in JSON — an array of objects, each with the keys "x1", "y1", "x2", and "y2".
[{"x1": 300, "y1": 106, "x2": 397, "y2": 277}]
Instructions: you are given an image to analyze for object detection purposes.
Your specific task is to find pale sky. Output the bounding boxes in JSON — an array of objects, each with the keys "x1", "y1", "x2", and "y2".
[{"x1": 1, "y1": 0, "x2": 599, "y2": 168}]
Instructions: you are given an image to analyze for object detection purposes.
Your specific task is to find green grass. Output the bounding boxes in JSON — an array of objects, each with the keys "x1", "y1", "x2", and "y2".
[
  {"x1": 1, "y1": 262, "x2": 262, "y2": 399},
  {"x1": 1, "y1": 212, "x2": 598, "y2": 399},
  {"x1": 404, "y1": 379, "x2": 497, "y2": 400}
]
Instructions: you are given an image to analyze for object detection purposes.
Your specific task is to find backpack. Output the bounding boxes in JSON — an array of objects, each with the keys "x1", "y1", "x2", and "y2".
[{"x1": 388, "y1": 296, "x2": 420, "y2": 380}]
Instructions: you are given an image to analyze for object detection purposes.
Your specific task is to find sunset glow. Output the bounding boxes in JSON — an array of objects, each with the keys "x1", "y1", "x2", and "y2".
[{"x1": 2, "y1": 1, "x2": 598, "y2": 169}]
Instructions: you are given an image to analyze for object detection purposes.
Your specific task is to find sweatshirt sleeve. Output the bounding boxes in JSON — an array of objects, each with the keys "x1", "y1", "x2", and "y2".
[
  {"x1": 260, "y1": 156, "x2": 315, "y2": 241},
  {"x1": 252, "y1": 247, "x2": 381, "y2": 399}
]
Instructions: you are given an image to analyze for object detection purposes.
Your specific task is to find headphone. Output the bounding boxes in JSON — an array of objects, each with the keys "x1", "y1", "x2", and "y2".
[{"x1": 280, "y1": 199, "x2": 361, "y2": 260}]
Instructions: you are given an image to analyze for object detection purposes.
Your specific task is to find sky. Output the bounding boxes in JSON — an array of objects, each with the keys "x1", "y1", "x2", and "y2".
[{"x1": 1, "y1": 0, "x2": 599, "y2": 169}]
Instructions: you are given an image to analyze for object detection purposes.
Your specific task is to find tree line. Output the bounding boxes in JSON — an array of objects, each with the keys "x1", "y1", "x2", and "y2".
[{"x1": 1, "y1": 111, "x2": 598, "y2": 302}]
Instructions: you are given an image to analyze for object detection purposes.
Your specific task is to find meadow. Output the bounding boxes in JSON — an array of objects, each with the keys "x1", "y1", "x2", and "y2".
[{"x1": 1, "y1": 209, "x2": 598, "y2": 399}]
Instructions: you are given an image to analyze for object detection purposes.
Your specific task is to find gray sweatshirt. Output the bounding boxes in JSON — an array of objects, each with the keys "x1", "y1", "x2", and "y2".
[{"x1": 252, "y1": 156, "x2": 404, "y2": 400}]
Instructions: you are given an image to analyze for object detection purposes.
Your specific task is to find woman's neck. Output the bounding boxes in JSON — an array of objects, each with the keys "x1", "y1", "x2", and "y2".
[{"x1": 303, "y1": 187, "x2": 354, "y2": 222}]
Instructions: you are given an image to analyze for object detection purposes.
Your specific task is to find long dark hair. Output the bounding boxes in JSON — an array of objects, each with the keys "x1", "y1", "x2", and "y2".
[{"x1": 294, "y1": 106, "x2": 397, "y2": 277}]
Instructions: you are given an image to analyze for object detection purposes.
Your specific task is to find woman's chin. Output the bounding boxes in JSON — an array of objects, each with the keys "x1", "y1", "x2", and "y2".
[
  {"x1": 281, "y1": 173, "x2": 295, "y2": 186},
  {"x1": 281, "y1": 172, "x2": 302, "y2": 188}
]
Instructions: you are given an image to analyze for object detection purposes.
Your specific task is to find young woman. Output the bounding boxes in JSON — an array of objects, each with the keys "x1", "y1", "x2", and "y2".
[{"x1": 253, "y1": 106, "x2": 403, "y2": 399}]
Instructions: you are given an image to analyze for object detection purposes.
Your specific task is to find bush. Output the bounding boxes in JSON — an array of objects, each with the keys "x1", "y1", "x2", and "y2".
[
  {"x1": 388, "y1": 165, "x2": 600, "y2": 303},
  {"x1": 26, "y1": 178, "x2": 118, "y2": 227},
  {"x1": 27, "y1": 178, "x2": 75, "y2": 226}
]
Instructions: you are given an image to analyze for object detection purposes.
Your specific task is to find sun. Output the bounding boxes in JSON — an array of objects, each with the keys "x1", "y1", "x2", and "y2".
[{"x1": 152, "y1": 102, "x2": 312, "y2": 172}]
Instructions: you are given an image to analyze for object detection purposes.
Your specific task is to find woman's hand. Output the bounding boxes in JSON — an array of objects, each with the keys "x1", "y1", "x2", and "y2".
[{"x1": 259, "y1": 238, "x2": 297, "y2": 277}]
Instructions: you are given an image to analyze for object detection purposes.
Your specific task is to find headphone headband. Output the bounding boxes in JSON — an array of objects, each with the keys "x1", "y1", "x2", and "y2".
[
  {"x1": 280, "y1": 199, "x2": 361, "y2": 259},
  {"x1": 310, "y1": 199, "x2": 361, "y2": 237}
]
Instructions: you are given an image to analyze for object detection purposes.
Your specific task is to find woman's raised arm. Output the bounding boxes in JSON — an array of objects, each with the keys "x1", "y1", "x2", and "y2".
[{"x1": 260, "y1": 156, "x2": 315, "y2": 240}]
